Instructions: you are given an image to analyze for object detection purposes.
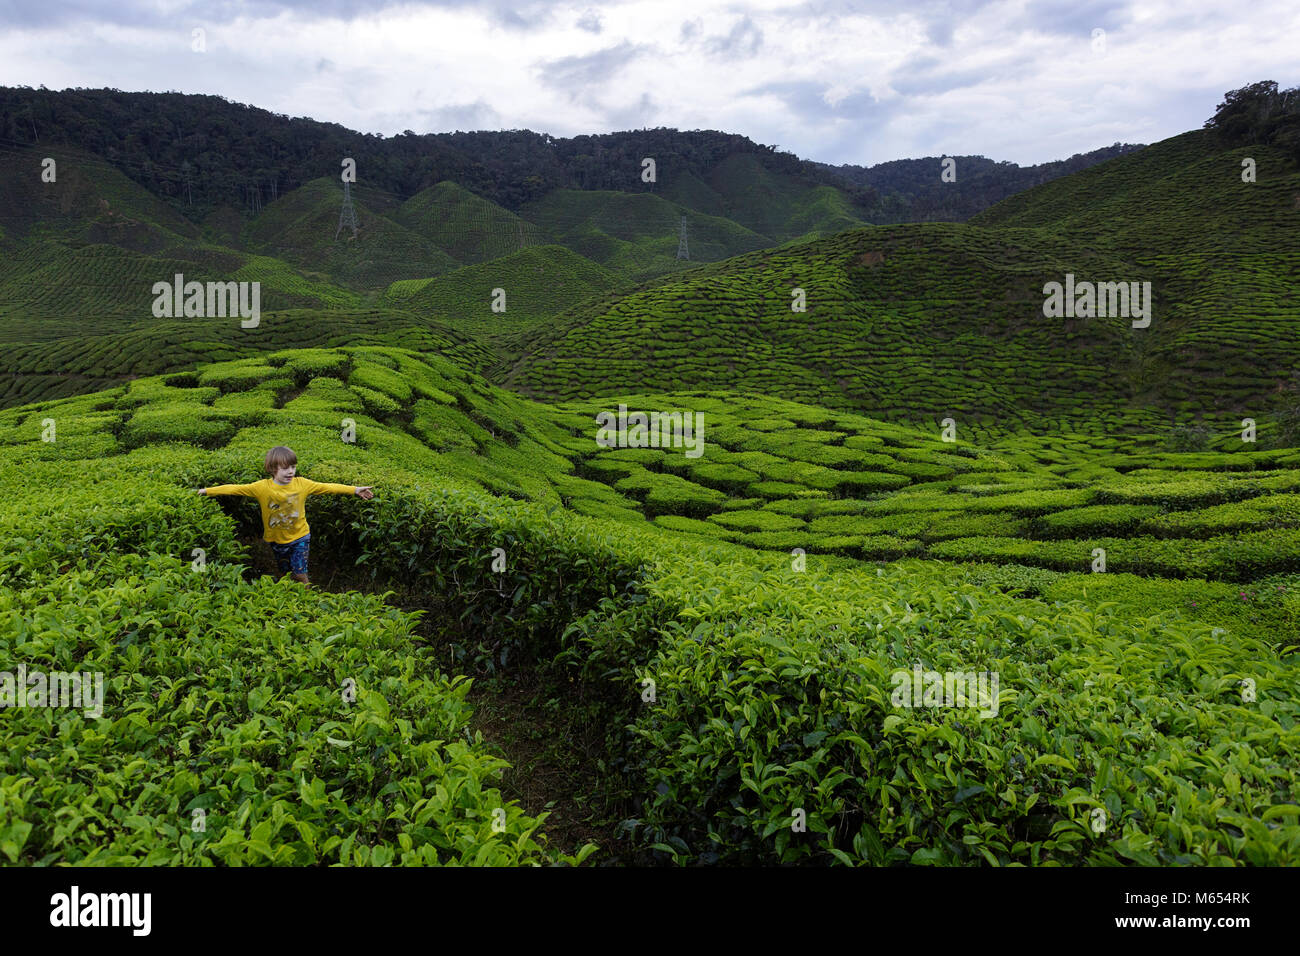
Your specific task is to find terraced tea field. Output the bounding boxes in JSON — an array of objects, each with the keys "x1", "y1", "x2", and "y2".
[
  {"x1": 505, "y1": 130, "x2": 1300, "y2": 428},
  {"x1": 1, "y1": 87, "x2": 1297, "y2": 871},
  {"x1": 1, "y1": 347, "x2": 1296, "y2": 865},
  {"x1": 0, "y1": 310, "x2": 493, "y2": 408},
  {"x1": 381, "y1": 244, "x2": 624, "y2": 357}
]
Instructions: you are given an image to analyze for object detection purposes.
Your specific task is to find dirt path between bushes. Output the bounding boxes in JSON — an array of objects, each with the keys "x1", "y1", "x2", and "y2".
[{"x1": 235, "y1": 532, "x2": 630, "y2": 864}]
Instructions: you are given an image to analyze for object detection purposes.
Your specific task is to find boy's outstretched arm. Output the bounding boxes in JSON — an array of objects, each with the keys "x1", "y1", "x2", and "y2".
[
  {"x1": 302, "y1": 478, "x2": 375, "y2": 499},
  {"x1": 198, "y1": 482, "x2": 261, "y2": 496}
]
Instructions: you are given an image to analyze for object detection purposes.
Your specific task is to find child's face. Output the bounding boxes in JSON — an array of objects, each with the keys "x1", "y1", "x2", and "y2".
[{"x1": 273, "y1": 462, "x2": 296, "y2": 483}]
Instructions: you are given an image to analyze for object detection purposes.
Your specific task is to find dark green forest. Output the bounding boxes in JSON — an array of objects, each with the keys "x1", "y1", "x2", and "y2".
[
  {"x1": 815, "y1": 144, "x2": 1144, "y2": 222},
  {"x1": 1, "y1": 85, "x2": 1147, "y2": 225},
  {"x1": 0, "y1": 87, "x2": 870, "y2": 219}
]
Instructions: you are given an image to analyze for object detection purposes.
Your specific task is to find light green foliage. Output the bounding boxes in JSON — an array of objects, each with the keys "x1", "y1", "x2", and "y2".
[
  {"x1": 1038, "y1": 504, "x2": 1164, "y2": 537},
  {"x1": 0, "y1": 560, "x2": 570, "y2": 865},
  {"x1": 4, "y1": 109, "x2": 1300, "y2": 868},
  {"x1": 347, "y1": 363, "x2": 413, "y2": 403},
  {"x1": 709, "y1": 510, "x2": 805, "y2": 533},
  {"x1": 4, "y1": 343, "x2": 1299, "y2": 869}
]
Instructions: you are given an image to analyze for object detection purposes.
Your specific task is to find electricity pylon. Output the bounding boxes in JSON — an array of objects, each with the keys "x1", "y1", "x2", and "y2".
[{"x1": 337, "y1": 180, "x2": 359, "y2": 239}]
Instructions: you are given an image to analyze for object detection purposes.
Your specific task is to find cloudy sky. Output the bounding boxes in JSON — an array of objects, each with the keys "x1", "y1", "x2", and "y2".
[{"x1": 1, "y1": 0, "x2": 1296, "y2": 166}]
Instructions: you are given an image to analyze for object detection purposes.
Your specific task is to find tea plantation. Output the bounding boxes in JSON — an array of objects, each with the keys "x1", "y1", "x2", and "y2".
[
  {"x1": 504, "y1": 129, "x2": 1300, "y2": 427},
  {"x1": 1, "y1": 347, "x2": 1296, "y2": 865},
  {"x1": 1, "y1": 85, "x2": 1298, "y2": 869}
]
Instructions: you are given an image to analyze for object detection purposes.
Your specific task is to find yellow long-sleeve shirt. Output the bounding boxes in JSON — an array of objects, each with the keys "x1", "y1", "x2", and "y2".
[{"x1": 204, "y1": 476, "x2": 357, "y2": 543}]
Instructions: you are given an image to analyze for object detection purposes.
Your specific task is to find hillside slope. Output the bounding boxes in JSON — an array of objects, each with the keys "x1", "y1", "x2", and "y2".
[
  {"x1": 973, "y1": 129, "x2": 1300, "y2": 417},
  {"x1": 502, "y1": 223, "x2": 1142, "y2": 422},
  {"x1": 516, "y1": 188, "x2": 775, "y2": 282},
  {"x1": 394, "y1": 181, "x2": 548, "y2": 264},
  {"x1": 817, "y1": 143, "x2": 1145, "y2": 222},
  {"x1": 242, "y1": 177, "x2": 463, "y2": 290},
  {"x1": 1, "y1": 346, "x2": 1296, "y2": 866},
  {"x1": 504, "y1": 129, "x2": 1300, "y2": 429},
  {"x1": 0, "y1": 147, "x2": 367, "y2": 342},
  {"x1": 383, "y1": 245, "x2": 622, "y2": 355}
]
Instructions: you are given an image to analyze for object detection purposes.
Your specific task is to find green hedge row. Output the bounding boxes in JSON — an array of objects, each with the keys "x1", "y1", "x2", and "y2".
[{"x1": 0, "y1": 557, "x2": 580, "y2": 865}]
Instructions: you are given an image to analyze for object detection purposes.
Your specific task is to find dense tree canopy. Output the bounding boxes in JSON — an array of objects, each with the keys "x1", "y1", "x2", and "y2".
[
  {"x1": 0, "y1": 87, "x2": 872, "y2": 221},
  {"x1": 1204, "y1": 80, "x2": 1300, "y2": 160},
  {"x1": 814, "y1": 144, "x2": 1144, "y2": 223}
]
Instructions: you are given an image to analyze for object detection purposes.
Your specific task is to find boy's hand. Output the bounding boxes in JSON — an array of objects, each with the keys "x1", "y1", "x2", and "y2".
[
  {"x1": 355, "y1": 486, "x2": 375, "y2": 500},
  {"x1": 197, "y1": 488, "x2": 207, "y2": 495}
]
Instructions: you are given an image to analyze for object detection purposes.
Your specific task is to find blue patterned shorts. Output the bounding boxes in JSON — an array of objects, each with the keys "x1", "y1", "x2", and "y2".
[{"x1": 271, "y1": 533, "x2": 310, "y2": 575}]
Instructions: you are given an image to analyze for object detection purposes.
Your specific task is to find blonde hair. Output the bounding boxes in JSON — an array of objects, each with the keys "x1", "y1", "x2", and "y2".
[{"x1": 264, "y1": 445, "x2": 298, "y2": 475}]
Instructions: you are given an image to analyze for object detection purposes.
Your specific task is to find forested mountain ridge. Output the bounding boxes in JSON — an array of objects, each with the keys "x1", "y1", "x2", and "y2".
[
  {"x1": 0, "y1": 87, "x2": 873, "y2": 221},
  {"x1": 2, "y1": 86, "x2": 1145, "y2": 228},
  {"x1": 814, "y1": 143, "x2": 1146, "y2": 223}
]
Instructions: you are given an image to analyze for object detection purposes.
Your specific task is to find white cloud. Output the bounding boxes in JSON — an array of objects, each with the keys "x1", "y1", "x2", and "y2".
[{"x1": 0, "y1": 0, "x2": 1295, "y2": 165}]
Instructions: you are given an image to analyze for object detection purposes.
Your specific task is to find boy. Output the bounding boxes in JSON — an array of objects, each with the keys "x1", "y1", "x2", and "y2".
[{"x1": 198, "y1": 445, "x2": 374, "y2": 588}]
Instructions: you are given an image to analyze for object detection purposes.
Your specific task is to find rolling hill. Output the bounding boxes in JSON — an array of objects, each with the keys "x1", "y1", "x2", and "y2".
[
  {"x1": 816, "y1": 143, "x2": 1146, "y2": 223},
  {"x1": 503, "y1": 128, "x2": 1300, "y2": 433},
  {"x1": 2, "y1": 344, "x2": 1296, "y2": 865},
  {"x1": 1, "y1": 83, "x2": 1298, "y2": 869},
  {"x1": 393, "y1": 181, "x2": 548, "y2": 264},
  {"x1": 383, "y1": 244, "x2": 622, "y2": 354}
]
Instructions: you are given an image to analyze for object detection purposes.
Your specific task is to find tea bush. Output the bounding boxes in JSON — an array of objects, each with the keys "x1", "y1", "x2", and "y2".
[
  {"x1": 587, "y1": 560, "x2": 1300, "y2": 865},
  {"x1": 1142, "y1": 495, "x2": 1300, "y2": 537},
  {"x1": 0, "y1": 557, "x2": 585, "y2": 865},
  {"x1": 613, "y1": 471, "x2": 727, "y2": 518},
  {"x1": 350, "y1": 385, "x2": 403, "y2": 417},
  {"x1": 710, "y1": 511, "x2": 805, "y2": 533},
  {"x1": 5, "y1": 345, "x2": 1300, "y2": 868},
  {"x1": 348, "y1": 364, "x2": 414, "y2": 404},
  {"x1": 1038, "y1": 504, "x2": 1164, "y2": 537},
  {"x1": 198, "y1": 364, "x2": 276, "y2": 393},
  {"x1": 653, "y1": 515, "x2": 739, "y2": 539}
]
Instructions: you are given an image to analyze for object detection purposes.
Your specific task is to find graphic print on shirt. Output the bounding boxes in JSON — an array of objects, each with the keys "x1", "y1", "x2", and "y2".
[{"x1": 267, "y1": 492, "x2": 302, "y2": 529}]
